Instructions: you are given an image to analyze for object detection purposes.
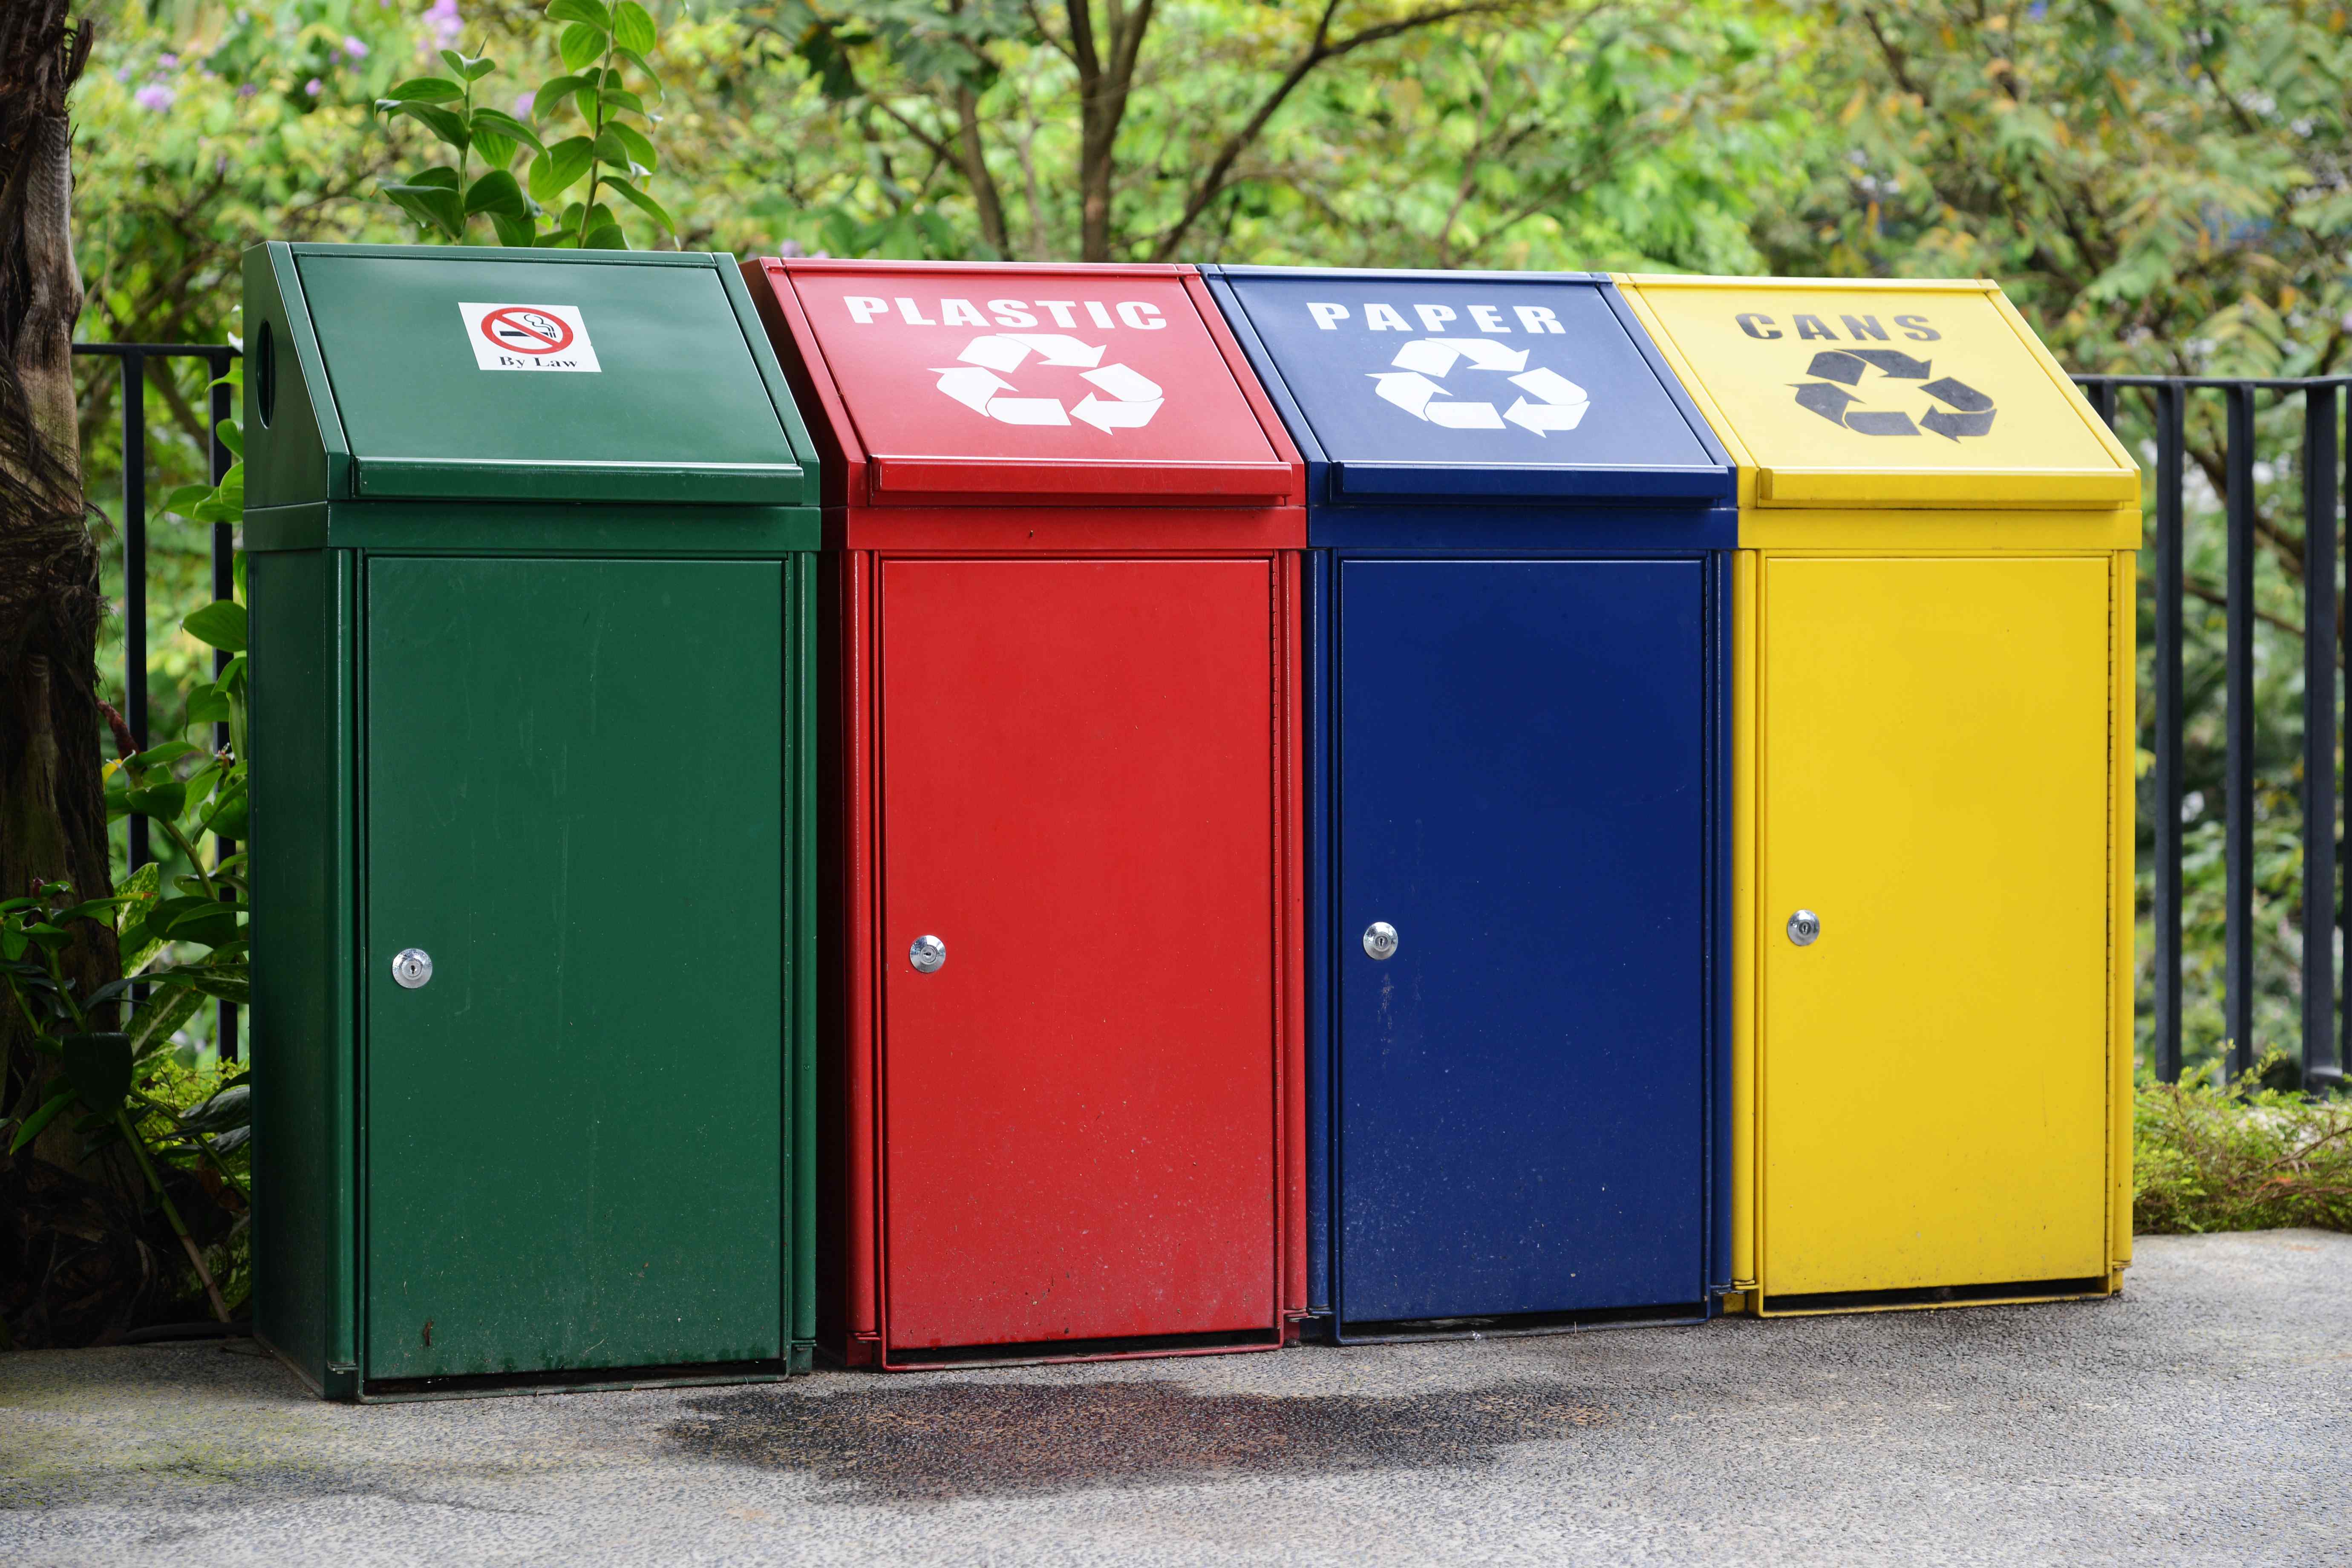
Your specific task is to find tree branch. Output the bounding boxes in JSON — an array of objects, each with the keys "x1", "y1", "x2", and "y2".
[{"x1": 1149, "y1": 0, "x2": 1545, "y2": 262}]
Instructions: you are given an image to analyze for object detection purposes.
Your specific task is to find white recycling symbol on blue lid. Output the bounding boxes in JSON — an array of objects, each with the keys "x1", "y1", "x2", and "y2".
[{"x1": 1367, "y1": 338, "x2": 1590, "y2": 435}]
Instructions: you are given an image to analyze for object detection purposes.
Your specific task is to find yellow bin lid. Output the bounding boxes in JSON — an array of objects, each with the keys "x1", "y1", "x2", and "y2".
[{"x1": 1614, "y1": 277, "x2": 2137, "y2": 510}]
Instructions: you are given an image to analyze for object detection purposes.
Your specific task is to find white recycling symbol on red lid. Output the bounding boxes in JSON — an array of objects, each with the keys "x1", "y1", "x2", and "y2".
[
  {"x1": 1367, "y1": 338, "x2": 1590, "y2": 435},
  {"x1": 932, "y1": 334, "x2": 1164, "y2": 432}
]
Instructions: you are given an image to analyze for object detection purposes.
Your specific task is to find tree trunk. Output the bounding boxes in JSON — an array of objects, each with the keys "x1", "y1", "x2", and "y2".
[{"x1": 1, "y1": 5, "x2": 113, "y2": 1093}]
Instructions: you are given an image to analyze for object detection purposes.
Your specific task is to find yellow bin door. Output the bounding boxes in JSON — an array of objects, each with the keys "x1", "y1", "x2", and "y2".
[
  {"x1": 1615, "y1": 275, "x2": 2142, "y2": 1310},
  {"x1": 1761, "y1": 555, "x2": 2113, "y2": 1294}
]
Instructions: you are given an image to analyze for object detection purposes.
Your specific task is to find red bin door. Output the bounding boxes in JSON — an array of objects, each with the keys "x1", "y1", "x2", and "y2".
[{"x1": 879, "y1": 557, "x2": 1279, "y2": 1352}]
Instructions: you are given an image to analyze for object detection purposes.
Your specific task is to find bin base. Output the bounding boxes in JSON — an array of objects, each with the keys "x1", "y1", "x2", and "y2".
[
  {"x1": 358, "y1": 1357, "x2": 797, "y2": 1403},
  {"x1": 883, "y1": 1326, "x2": 1283, "y2": 1372},
  {"x1": 1336, "y1": 1301, "x2": 1708, "y2": 1345},
  {"x1": 1758, "y1": 1276, "x2": 2114, "y2": 1317}
]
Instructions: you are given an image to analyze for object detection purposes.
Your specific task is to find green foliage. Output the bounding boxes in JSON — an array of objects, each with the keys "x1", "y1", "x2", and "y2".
[
  {"x1": 373, "y1": 1, "x2": 673, "y2": 248},
  {"x1": 2135, "y1": 1060, "x2": 2352, "y2": 1234},
  {"x1": 0, "y1": 555, "x2": 253, "y2": 1323},
  {"x1": 1760, "y1": 0, "x2": 2352, "y2": 374},
  {"x1": 721, "y1": 0, "x2": 1806, "y2": 266}
]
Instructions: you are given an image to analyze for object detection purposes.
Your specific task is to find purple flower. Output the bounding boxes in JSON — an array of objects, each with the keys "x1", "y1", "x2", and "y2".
[
  {"x1": 115, "y1": 64, "x2": 133, "y2": 82},
  {"x1": 304, "y1": 77, "x2": 323, "y2": 96},
  {"x1": 511, "y1": 92, "x2": 533, "y2": 118},
  {"x1": 134, "y1": 82, "x2": 177, "y2": 112},
  {"x1": 238, "y1": 82, "x2": 259, "y2": 97},
  {"x1": 424, "y1": 0, "x2": 461, "y2": 49},
  {"x1": 341, "y1": 35, "x2": 369, "y2": 59},
  {"x1": 159, "y1": 52, "x2": 179, "y2": 68}
]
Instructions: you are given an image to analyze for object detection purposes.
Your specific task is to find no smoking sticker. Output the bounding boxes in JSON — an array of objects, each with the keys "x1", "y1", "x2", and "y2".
[{"x1": 457, "y1": 303, "x2": 600, "y2": 372}]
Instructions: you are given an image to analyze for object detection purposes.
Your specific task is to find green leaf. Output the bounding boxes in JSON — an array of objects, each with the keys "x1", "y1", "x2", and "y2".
[
  {"x1": 127, "y1": 739, "x2": 201, "y2": 771},
  {"x1": 473, "y1": 133, "x2": 517, "y2": 170},
  {"x1": 529, "y1": 137, "x2": 595, "y2": 202},
  {"x1": 381, "y1": 76, "x2": 464, "y2": 104},
  {"x1": 52, "y1": 898, "x2": 125, "y2": 928},
  {"x1": 592, "y1": 129, "x2": 635, "y2": 171},
  {"x1": 22, "y1": 923, "x2": 72, "y2": 953},
  {"x1": 385, "y1": 101, "x2": 472, "y2": 153},
  {"x1": 181, "y1": 969, "x2": 252, "y2": 1005},
  {"x1": 81, "y1": 976, "x2": 138, "y2": 1015},
  {"x1": 185, "y1": 684, "x2": 231, "y2": 728},
  {"x1": 465, "y1": 169, "x2": 530, "y2": 218},
  {"x1": 115, "y1": 863, "x2": 160, "y2": 929},
  {"x1": 490, "y1": 212, "x2": 540, "y2": 248},
  {"x1": 381, "y1": 175, "x2": 468, "y2": 240},
  {"x1": 559, "y1": 21, "x2": 607, "y2": 73},
  {"x1": 216, "y1": 654, "x2": 247, "y2": 694},
  {"x1": 546, "y1": 0, "x2": 614, "y2": 28},
  {"x1": 581, "y1": 221, "x2": 628, "y2": 251},
  {"x1": 438, "y1": 48, "x2": 498, "y2": 82},
  {"x1": 0, "y1": 927, "x2": 26, "y2": 963},
  {"x1": 598, "y1": 87, "x2": 646, "y2": 118},
  {"x1": 127, "y1": 987, "x2": 203, "y2": 1059},
  {"x1": 164, "y1": 902, "x2": 243, "y2": 949},
  {"x1": 154, "y1": 482, "x2": 216, "y2": 523},
  {"x1": 614, "y1": 48, "x2": 663, "y2": 96},
  {"x1": 62, "y1": 1033, "x2": 134, "y2": 1115},
  {"x1": 179, "y1": 1083, "x2": 251, "y2": 1136},
  {"x1": 532, "y1": 73, "x2": 590, "y2": 121},
  {"x1": 603, "y1": 176, "x2": 674, "y2": 233},
  {"x1": 216, "y1": 418, "x2": 243, "y2": 458},
  {"x1": 612, "y1": 0, "x2": 657, "y2": 55},
  {"x1": 467, "y1": 107, "x2": 546, "y2": 154},
  {"x1": 605, "y1": 120, "x2": 657, "y2": 174},
  {"x1": 124, "y1": 781, "x2": 187, "y2": 822},
  {"x1": 8, "y1": 1086, "x2": 76, "y2": 1154},
  {"x1": 184, "y1": 600, "x2": 248, "y2": 653},
  {"x1": 199, "y1": 789, "x2": 250, "y2": 843}
]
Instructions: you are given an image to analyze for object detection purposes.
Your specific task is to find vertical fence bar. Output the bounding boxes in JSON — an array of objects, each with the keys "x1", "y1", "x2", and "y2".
[
  {"x1": 120, "y1": 353, "x2": 149, "y2": 873},
  {"x1": 2154, "y1": 384, "x2": 2187, "y2": 1083},
  {"x1": 2309, "y1": 386, "x2": 2343, "y2": 1092},
  {"x1": 208, "y1": 350, "x2": 241, "y2": 1063},
  {"x1": 2224, "y1": 384, "x2": 2258, "y2": 1079}
]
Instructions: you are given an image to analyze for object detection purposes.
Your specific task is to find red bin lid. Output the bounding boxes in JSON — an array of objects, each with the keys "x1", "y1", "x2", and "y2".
[{"x1": 749, "y1": 261, "x2": 1297, "y2": 507}]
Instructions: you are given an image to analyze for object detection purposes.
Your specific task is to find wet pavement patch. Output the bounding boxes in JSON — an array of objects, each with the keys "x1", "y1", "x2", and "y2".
[{"x1": 666, "y1": 1379, "x2": 1606, "y2": 1502}]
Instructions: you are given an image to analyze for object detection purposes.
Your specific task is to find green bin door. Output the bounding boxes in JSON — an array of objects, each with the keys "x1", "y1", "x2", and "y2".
[{"x1": 363, "y1": 556, "x2": 784, "y2": 1381}]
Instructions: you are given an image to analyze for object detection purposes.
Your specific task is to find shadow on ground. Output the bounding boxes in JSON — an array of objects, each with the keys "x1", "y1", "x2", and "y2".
[{"x1": 667, "y1": 1379, "x2": 1607, "y2": 1503}]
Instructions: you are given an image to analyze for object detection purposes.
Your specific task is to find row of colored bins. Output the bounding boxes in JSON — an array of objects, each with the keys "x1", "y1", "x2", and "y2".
[{"x1": 245, "y1": 246, "x2": 2137, "y2": 1398}]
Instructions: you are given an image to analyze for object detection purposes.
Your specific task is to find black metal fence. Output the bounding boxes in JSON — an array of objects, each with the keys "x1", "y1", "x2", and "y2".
[
  {"x1": 73, "y1": 342, "x2": 241, "y2": 1061},
  {"x1": 2077, "y1": 374, "x2": 2349, "y2": 1092},
  {"x1": 69, "y1": 342, "x2": 2352, "y2": 1090}
]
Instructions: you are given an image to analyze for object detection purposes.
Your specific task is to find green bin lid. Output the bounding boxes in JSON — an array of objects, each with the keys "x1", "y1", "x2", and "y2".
[{"x1": 270, "y1": 246, "x2": 810, "y2": 506}]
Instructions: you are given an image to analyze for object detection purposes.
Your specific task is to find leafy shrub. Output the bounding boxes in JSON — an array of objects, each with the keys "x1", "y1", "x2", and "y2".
[{"x1": 2134, "y1": 1060, "x2": 2352, "y2": 1234}]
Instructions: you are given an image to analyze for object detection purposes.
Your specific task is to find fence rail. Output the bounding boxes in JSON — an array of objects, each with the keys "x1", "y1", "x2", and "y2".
[
  {"x1": 2076, "y1": 373, "x2": 2349, "y2": 1092},
  {"x1": 74, "y1": 342, "x2": 240, "y2": 1062},
  {"x1": 69, "y1": 341, "x2": 2352, "y2": 1090}
]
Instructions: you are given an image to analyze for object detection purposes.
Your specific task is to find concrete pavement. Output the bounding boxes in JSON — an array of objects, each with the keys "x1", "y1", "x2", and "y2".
[{"x1": 4, "y1": 1229, "x2": 2348, "y2": 1566}]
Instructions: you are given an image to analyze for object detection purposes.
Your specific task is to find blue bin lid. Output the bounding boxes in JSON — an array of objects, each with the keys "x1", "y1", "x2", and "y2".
[{"x1": 1208, "y1": 268, "x2": 1733, "y2": 506}]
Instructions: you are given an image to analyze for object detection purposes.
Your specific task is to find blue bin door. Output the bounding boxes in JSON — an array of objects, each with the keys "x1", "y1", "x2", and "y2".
[{"x1": 1337, "y1": 557, "x2": 1707, "y2": 1324}]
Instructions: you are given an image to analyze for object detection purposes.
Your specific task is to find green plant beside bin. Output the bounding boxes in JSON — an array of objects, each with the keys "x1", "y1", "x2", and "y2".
[{"x1": 1, "y1": 599, "x2": 251, "y2": 1325}]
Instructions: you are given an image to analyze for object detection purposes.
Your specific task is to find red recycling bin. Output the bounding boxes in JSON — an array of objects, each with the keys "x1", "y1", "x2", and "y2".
[{"x1": 746, "y1": 260, "x2": 1308, "y2": 1367}]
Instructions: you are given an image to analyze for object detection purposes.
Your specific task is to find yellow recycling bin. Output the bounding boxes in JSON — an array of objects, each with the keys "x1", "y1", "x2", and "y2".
[{"x1": 1615, "y1": 276, "x2": 2138, "y2": 1314}]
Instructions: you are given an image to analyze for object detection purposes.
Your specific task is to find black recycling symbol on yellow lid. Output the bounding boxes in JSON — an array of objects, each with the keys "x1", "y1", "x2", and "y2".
[{"x1": 1793, "y1": 349, "x2": 1995, "y2": 441}]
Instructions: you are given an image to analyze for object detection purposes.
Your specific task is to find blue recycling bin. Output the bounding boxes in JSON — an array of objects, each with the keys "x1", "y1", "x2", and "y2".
[{"x1": 1204, "y1": 267, "x2": 1738, "y2": 1339}]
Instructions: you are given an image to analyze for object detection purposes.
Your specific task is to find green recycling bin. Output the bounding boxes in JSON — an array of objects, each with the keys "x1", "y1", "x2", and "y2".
[{"x1": 242, "y1": 245, "x2": 819, "y2": 1400}]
